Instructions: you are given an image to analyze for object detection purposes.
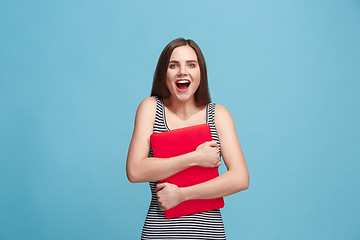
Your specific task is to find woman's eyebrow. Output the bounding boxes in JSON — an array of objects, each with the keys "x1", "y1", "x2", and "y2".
[{"x1": 168, "y1": 60, "x2": 198, "y2": 63}]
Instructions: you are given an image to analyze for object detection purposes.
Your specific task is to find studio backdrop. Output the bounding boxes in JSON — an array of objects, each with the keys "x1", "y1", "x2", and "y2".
[{"x1": 1, "y1": 1, "x2": 359, "y2": 239}]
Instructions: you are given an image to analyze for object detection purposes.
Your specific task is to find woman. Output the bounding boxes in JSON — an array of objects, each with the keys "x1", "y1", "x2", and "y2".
[{"x1": 126, "y1": 38, "x2": 249, "y2": 239}]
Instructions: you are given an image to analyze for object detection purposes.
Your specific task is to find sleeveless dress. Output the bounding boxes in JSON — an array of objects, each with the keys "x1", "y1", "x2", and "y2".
[{"x1": 141, "y1": 96, "x2": 226, "y2": 240}]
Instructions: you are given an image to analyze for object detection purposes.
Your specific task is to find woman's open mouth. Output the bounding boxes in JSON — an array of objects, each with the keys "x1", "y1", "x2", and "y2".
[{"x1": 176, "y1": 80, "x2": 190, "y2": 92}]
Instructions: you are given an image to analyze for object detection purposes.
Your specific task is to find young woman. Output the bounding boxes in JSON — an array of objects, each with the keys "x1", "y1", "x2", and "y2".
[{"x1": 126, "y1": 38, "x2": 249, "y2": 239}]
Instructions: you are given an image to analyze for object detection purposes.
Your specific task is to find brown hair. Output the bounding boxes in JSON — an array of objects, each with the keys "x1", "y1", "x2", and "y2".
[{"x1": 150, "y1": 38, "x2": 211, "y2": 106}]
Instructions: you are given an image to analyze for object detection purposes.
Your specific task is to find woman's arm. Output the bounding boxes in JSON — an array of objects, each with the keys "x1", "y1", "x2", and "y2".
[
  {"x1": 126, "y1": 97, "x2": 221, "y2": 183},
  {"x1": 156, "y1": 104, "x2": 249, "y2": 210}
]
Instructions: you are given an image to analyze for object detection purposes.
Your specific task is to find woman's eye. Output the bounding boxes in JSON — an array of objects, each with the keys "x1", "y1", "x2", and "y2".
[
  {"x1": 188, "y1": 63, "x2": 196, "y2": 68},
  {"x1": 169, "y1": 64, "x2": 177, "y2": 69}
]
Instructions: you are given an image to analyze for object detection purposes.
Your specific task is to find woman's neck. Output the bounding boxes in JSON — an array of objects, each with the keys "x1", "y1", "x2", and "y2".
[{"x1": 164, "y1": 96, "x2": 201, "y2": 121}]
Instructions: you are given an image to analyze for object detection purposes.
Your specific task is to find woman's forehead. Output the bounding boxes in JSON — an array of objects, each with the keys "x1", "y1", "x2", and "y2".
[{"x1": 170, "y1": 46, "x2": 198, "y2": 61}]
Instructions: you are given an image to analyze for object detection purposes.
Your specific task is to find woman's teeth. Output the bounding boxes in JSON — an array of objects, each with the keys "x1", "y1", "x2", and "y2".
[
  {"x1": 177, "y1": 80, "x2": 190, "y2": 84},
  {"x1": 176, "y1": 80, "x2": 190, "y2": 90}
]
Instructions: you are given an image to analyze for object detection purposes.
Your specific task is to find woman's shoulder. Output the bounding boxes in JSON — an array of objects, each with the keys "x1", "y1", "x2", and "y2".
[
  {"x1": 135, "y1": 97, "x2": 157, "y2": 122},
  {"x1": 214, "y1": 104, "x2": 235, "y2": 128},
  {"x1": 214, "y1": 104, "x2": 230, "y2": 116},
  {"x1": 141, "y1": 96, "x2": 157, "y2": 104},
  {"x1": 138, "y1": 96, "x2": 157, "y2": 110}
]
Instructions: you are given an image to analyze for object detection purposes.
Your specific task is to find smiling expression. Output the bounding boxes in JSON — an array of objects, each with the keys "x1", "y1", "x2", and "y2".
[{"x1": 166, "y1": 45, "x2": 201, "y2": 102}]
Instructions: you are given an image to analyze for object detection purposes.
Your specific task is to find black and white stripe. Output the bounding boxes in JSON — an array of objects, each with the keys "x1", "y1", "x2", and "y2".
[{"x1": 142, "y1": 96, "x2": 226, "y2": 240}]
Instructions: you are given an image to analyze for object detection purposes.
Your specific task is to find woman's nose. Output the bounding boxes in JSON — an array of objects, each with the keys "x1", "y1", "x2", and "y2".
[{"x1": 177, "y1": 65, "x2": 188, "y2": 76}]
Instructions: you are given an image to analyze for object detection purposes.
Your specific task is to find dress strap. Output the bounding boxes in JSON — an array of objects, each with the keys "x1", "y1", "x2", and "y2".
[
  {"x1": 207, "y1": 103, "x2": 222, "y2": 156},
  {"x1": 206, "y1": 103, "x2": 216, "y2": 125},
  {"x1": 153, "y1": 96, "x2": 168, "y2": 133}
]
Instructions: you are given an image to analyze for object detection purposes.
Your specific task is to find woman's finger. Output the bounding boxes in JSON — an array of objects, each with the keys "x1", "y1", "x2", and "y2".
[
  {"x1": 156, "y1": 182, "x2": 166, "y2": 191},
  {"x1": 208, "y1": 140, "x2": 218, "y2": 147}
]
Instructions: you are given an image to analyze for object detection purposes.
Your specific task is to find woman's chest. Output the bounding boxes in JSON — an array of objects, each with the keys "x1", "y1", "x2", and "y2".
[{"x1": 164, "y1": 107, "x2": 207, "y2": 130}]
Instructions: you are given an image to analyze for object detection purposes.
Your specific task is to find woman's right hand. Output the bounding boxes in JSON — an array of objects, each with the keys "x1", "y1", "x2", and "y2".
[{"x1": 194, "y1": 141, "x2": 221, "y2": 168}]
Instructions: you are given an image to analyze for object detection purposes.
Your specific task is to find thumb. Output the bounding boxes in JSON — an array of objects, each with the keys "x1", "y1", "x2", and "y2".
[
  {"x1": 156, "y1": 182, "x2": 166, "y2": 192},
  {"x1": 208, "y1": 140, "x2": 218, "y2": 147}
]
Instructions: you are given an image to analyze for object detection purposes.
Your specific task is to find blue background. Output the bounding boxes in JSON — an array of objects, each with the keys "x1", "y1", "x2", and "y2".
[{"x1": 1, "y1": 0, "x2": 359, "y2": 239}]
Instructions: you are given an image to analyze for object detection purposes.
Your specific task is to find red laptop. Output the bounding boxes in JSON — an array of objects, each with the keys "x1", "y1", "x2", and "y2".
[{"x1": 150, "y1": 123, "x2": 224, "y2": 219}]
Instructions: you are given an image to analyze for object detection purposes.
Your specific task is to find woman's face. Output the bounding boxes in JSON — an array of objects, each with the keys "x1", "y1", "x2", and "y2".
[{"x1": 166, "y1": 45, "x2": 201, "y2": 102}]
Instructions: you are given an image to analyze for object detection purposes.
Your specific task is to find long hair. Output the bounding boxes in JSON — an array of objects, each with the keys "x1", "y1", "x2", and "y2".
[{"x1": 150, "y1": 38, "x2": 211, "y2": 106}]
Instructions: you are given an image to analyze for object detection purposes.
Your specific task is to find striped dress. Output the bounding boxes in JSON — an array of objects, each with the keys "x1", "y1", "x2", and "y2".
[{"x1": 141, "y1": 96, "x2": 226, "y2": 240}]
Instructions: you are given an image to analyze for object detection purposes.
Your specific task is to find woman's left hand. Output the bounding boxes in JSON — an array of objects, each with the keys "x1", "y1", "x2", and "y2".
[{"x1": 156, "y1": 182, "x2": 185, "y2": 210}]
